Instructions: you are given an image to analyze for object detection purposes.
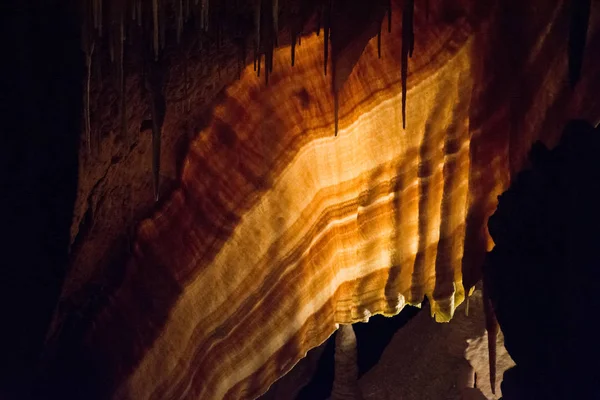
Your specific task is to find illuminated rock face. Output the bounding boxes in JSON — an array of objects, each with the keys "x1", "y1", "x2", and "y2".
[{"x1": 46, "y1": 1, "x2": 600, "y2": 399}]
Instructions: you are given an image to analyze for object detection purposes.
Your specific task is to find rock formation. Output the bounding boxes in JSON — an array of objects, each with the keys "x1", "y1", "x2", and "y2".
[
  {"x1": 26, "y1": 0, "x2": 600, "y2": 399},
  {"x1": 485, "y1": 121, "x2": 600, "y2": 399}
]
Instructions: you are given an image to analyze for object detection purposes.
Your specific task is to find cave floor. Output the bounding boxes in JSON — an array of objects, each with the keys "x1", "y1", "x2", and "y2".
[{"x1": 357, "y1": 289, "x2": 514, "y2": 400}]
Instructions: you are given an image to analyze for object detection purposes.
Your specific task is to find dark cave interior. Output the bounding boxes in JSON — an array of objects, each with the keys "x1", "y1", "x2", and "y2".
[{"x1": 2, "y1": 0, "x2": 600, "y2": 399}]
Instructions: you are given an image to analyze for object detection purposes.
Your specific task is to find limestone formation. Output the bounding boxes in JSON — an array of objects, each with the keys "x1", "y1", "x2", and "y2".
[{"x1": 41, "y1": 1, "x2": 600, "y2": 399}]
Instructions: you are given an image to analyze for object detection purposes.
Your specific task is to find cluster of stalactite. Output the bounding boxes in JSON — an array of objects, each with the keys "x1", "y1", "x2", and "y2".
[
  {"x1": 78, "y1": 0, "x2": 415, "y2": 201},
  {"x1": 79, "y1": 0, "x2": 591, "y2": 202}
]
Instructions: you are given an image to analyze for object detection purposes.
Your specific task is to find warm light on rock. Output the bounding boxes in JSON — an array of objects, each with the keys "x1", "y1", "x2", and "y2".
[{"x1": 42, "y1": 1, "x2": 600, "y2": 399}]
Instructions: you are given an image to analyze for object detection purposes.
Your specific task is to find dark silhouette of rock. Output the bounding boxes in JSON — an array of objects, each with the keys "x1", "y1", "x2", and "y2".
[{"x1": 485, "y1": 120, "x2": 600, "y2": 399}]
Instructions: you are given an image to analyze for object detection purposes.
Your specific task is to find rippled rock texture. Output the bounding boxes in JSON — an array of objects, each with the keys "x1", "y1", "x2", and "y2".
[{"x1": 43, "y1": 0, "x2": 600, "y2": 399}]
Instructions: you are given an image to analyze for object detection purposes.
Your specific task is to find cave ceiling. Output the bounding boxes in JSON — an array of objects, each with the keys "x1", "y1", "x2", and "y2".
[{"x1": 42, "y1": 0, "x2": 600, "y2": 399}]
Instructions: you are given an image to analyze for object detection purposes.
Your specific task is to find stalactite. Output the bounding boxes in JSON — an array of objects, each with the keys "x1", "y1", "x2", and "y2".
[
  {"x1": 153, "y1": 0, "x2": 159, "y2": 59},
  {"x1": 323, "y1": 0, "x2": 332, "y2": 76},
  {"x1": 184, "y1": 51, "x2": 190, "y2": 110},
  {"x1": 145, "y1": 64, "x2": 166, "y2": 203},
  {"x1": 98, "y1": 0, "x2": 104, "y2": 36},
  {"x1": 238, "y1": 41, "x2": 244, "y2": 78},
  {"x1": 568, "y1": 0, "x2": 591, "y2": 87},
  {"x1": 241, "y1": 39, "x2": 247, "y2": 79},
  {"x1": 408, "y1": 4, "x2": 414, "y2": 57},
  {"x1": 201, "y1": 0, "x2": 209, "y2": 31},
  {"x1": 109, "y1": 16, "x2": 115, "y2": 63},
  {"x1": 200, "y1": 0, "x2": 205, "y2": 30},
  {"x1": 425, "y1": 0, "x2": 430, "y2": 21},
  {"x1": 215, "y1": 0, "x2": 222, "y2": 50},
  {"x1": 177, "y1": 0, "x2": 184, "y2": 44},
  {"x1": 152, "y1": 124, "x2": 161, "y2": 202},
  {"x1": 85, "y1": 44, "x2": 95, "y2": 155},
  {"x1": 159, "y1": 0, "x2": 166, "y2": 50},
  {"x1": 254, "y1": 0, "x2": 261, "y2": 74},
  {"x1": 272, "y1": 0, "x2": 279, "y2": 47},
  {"x1": 119, "y1": 13, "x2": 127, "y2": 141},
  {"x1": 401, "y1": 0, "x2": 414, "y2": 129},
  {"x1": 82, "y1": 0, "x2": 94, "y2": 155},
  {"x1": 93, "y1": 0, "x2": 99, "y2": 30},
  {"x1": 257, "y1": 53, "x2": 262, "y2": 77},
  {"x1": 137, "y1": 0, "x2": 142, "y2": 27},
  {"x1": 265, "y1": 56, "x2": 270, "y2": 84},
  {"x1": 377, "y1": 23, "x2": 382, "y2": 59},
  {"x1": 94, "y1": 35, "x2": 103, "y2": 92},
  {"x1": 291, "y1": 29, "x2": 297, "y2": 66},
  {"x1": 387, "y1": 0, "x2": 392, "y2": 33}
]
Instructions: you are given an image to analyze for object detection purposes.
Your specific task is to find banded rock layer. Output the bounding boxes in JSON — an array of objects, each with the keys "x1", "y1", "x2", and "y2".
[{"x1": 46, "y1": 1, "x2": 600, "y2": 399}]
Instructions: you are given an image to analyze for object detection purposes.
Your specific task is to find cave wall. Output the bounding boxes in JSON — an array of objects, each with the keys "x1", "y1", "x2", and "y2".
[{"x1": 33, "y1": 0, "x2": 600, "y2": 399}]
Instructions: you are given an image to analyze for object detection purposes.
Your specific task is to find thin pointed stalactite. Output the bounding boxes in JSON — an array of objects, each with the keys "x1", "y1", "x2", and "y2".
[
  {"x1": 200, "y1": 0, "x2": 207, "y2": 30},
  {"x1": 269, "y1": 48, "x2": 274, "y2": 77},
  {"x1": 254, "y1": 0, "x2": 261, "y2": 74},
  {"x1": 291, "y1": 29, "x2": 297, "y2": 66},
  {"x1": 146, "y1": 72, "x2": 165, "y2": 203},
  {"x1": 265, "y1": 55, "x2": 270, "y2": 84},
  {"x1": 323, "y1": 0, "x2": 332, "y2": 76},
  {"x1": 119, "y1": 13, "x2": 127, "y2": 141},
  {"x1": 203, "y1": 0, "x2": 210, "y2": 31},
  {"x1": 82, "y1": 0, "x2": 94, "y2": 155},
  {"x1": 93, "y1": 0, "x2": 99, "y2": 30},
  {"x1": 94, "y1": 0, "x2": 103, "y2": 37},
  {"x1": 109, "y1": 30, "x2": 115, "y2": 63},
  {"x1": 184, "y1": 50, "x2": 190, "y2": 110},
  {"x1": 177, "y1": 0, "x2": 184, "y2": 44},
  {"x1": 237, "y1": 45, "x2": 242, "y2": 79},
  {"x1": 377, "y1": 22, "x2": 382, "y2": 59},
  {"x1": 568, "y1": 0, "x2": 591, "y2": 87},
  {"x1": 137, "y1": 0, "x2": 142, "y2": 27},
  {"x1": 242, "y1": 38, "x2": 247, "y2": 78},
  {"x1": 94, "y1": 35, "x2": 103, "y2": 91},
  {"x1": 217, "y1": 0, "x2": 225, "y2": 51},
  {"x1": 387, "y1": 0, "x2": 392, "y2": 33},
  {"x1": 85, "y1": 43, "x2": 95, "y2": 156},
  {"x1": 152, "y1": 122, "x2": 161, "y2": 202},
  {"x1": 257, "y1": 53, "x2": 262, "y2": 77},
  {"x1": 272, "y1": 0, "x2": 279, "y2": 47},
  {"x1": 465, "y1": 295, "x2": 470, "y2": 317},
  {"x1": 401, "y1": 0, "x2": 414, "y2": 129},
  {"x1": 153, "y1": 0, "x2": 159, "y2": 59},
  {"x1": 159, "y1": 0, "x2": 166, "y2": 50}
]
